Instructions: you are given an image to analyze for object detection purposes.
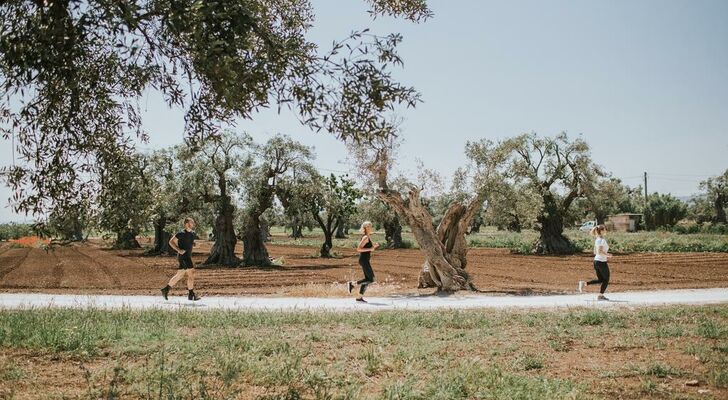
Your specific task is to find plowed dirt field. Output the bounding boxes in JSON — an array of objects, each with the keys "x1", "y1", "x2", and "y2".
[{"x1": 1, "y1": 237, "x2": 726, "y2": 296}]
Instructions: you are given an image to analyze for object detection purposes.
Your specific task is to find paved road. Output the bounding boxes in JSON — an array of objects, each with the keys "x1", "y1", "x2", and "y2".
[{"x1": 1, "y1": 288, "x2": 726, "y2": 312}]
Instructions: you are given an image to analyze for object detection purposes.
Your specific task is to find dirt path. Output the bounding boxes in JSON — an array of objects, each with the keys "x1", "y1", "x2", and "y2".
[{"x1": 0, "y1": 241, "x2": 726, "y2": 297}]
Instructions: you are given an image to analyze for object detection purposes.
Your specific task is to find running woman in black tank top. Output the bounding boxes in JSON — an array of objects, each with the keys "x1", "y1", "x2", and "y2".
[{"x1": 348, "y1": 221, "x2": 379, "y2": 302}]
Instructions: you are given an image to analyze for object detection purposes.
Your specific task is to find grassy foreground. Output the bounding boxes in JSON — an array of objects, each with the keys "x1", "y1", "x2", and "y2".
[{"x1": 1, "y1": 306, "x2": 727, "y2": 399}]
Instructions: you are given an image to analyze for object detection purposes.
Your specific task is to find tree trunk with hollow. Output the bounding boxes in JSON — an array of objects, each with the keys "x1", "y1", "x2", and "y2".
[{"x1": 378, "y1": 188, "x2": 482, "y2": 292}]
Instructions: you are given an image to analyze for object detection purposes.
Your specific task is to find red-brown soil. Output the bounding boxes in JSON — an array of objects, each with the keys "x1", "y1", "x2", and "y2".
[{"x1": 1, "y1": 237, "x2": 726, "y2": 296}]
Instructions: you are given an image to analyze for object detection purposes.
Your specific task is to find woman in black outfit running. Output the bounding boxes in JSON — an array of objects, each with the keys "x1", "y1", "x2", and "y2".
[{"x1": 348, "y1": 221, "x2": 379, "y2": 302}]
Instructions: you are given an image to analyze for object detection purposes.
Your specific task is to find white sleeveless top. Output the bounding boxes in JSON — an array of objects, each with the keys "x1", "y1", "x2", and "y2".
[{"x1": 594, "y1": 237, "x2": 609, "y2": 262}]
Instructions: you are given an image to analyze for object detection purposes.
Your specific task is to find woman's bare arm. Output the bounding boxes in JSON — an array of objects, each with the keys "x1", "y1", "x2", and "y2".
[{"x1": 356, "y1": 235, "x2": 374, "y2": 253}]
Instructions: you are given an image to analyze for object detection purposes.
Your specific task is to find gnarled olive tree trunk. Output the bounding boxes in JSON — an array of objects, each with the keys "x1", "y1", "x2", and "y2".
[
  {"x1": 147, "y1": 215, "x2": 176, "y2": 256},
  {"x1": 312, "y1": 210, "x2": 336, "y2": 258},
  {"x1": 289, "y1": 221, "x2": 304, "y2": 238},
  {"x1": 205, "y1": 175, "x2": 240, "y2": 266},
  {"x1": 114, "y1": 230, "x2": 140, "y2": 249},
  {"x1": 383, "y1": 214, "x2": 404, "y2": 248},
  {"x1": 468, "y1": 217, "x2": 482, "y2": 234},
  {"x1": 379, "y1": 188, "x2": 483, "y2": 292},
  {"x1": 714, "y1": 194, "x2": 727, "y2": 224},
  {"x1": 335, "y1": 218, "x2": 347, "y2": 238},
  {"x1": 533, "y1": 192, "x2": 576, "y2": 255},
  {"x1": 243, "y1": 181, "x2": 274, "y2": 267},
  {"x1": 243, "y1": 211, "x2": 272, "y2": 266}
]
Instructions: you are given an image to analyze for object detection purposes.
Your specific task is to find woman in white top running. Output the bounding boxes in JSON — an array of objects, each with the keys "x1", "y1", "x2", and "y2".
[{"x1": 578, "y1": 224, "x2": 612, "y2": 300}]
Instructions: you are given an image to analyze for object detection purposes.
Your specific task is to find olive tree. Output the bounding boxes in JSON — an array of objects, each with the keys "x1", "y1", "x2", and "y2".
[
  {"x1": 46, "y1": 197, "x2": 93, "y2": 242},
  {"x1": 97, "y1": 150, "x2": 154, "y2": 249},
  {"x1": 498, "y1": 132, "x2": 606, "y2": 254},
  {"x1": 643, "y1": 193, "x2": 688, "y2": 230},
  {"x1": 277, "y1": 164, "x2": 319, "y2": 239},
  {"x1": 1, "y1": 0, "x2": 429, "y2": 220},
  {"x1": 350, "y1": 135, "x2": 511, "y2": 292},
  {"x1": 698, "y1": 169, "x2": 728, "y2": 224},
  {"x1": 177, "y1": 131, "x2": 253, "y2": 265},
  {"x1": 482, "y1": 181, "x2": 540, "y2": 232},
  {"x1": 241, "y1": 134, "x2": 314, "y2": 266},
  {"x1": 309, "y1": 174, "x2": 361, "y2": 258},
  {"x1": 145, "y1": 147, "x2": 208, "y2": 255}
]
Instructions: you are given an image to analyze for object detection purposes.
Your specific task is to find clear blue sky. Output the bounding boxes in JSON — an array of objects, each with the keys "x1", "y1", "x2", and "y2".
[{"x1": 1, "y1": 0, "x2": 727, "y2": 222}]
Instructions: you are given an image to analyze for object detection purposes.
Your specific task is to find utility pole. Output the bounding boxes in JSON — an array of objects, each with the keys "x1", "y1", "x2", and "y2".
[{"x1": 643, "y1": 171, "x2": 648, "y2": 204}]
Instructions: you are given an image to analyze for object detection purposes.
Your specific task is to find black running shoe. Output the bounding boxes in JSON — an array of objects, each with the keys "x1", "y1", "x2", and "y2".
[
  {"x1": 161, "y1": 285, "x2": 170, "y2": 300},
  {"x1": 188, "y1": 290, "x2": 201, "y2": 301},
  {"x1": 355, "y1": 297, "x2": 367, "y2": 303},
  {"x1": 347, "y1": 281, "x2": 354, "y2": 294}
]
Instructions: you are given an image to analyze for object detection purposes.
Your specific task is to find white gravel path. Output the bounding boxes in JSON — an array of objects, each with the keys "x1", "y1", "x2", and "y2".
[{"x1": 1, "y1": 288, "x2": 727, "y2": 312}]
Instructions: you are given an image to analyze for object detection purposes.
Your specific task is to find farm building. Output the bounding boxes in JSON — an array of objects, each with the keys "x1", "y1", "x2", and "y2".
[{"x1": 607, "y1": 213, "x2": 643, "y2": 232}]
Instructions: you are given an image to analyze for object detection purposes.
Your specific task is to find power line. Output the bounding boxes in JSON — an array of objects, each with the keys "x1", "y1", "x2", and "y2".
[
  {"x1": 650, "y1": 173, "x2": 711, "y2": 178},
  {"x1": 649, "y1": 177, "x2": 704, "y2": 183}
]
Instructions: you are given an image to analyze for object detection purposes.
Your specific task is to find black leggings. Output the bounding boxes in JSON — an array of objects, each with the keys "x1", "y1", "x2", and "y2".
[
  {"x1": 357, "y1": 258, "x2": 375, "y2": 295},
  {"x1": 588, "y1": 261, "x2": 610, "y2": 294}
]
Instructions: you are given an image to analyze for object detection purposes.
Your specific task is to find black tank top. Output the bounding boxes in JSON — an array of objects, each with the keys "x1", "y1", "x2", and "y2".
[{"x1": 359, "y1": 235, "x2": 372, "y2": 261}]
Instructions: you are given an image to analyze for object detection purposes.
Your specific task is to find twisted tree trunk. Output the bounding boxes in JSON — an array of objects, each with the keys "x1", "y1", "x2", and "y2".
[
  {"x1": 383, "y1": 214, "x2": 404, "y2": 249},
  {"x1": 114, "y1": 230, "x2": 140, "y2": 249},
  {"x1": 335, "y1": 218, "x2": 347, "y2": 238},
  {"x1": 260, "y1": 216, "x2": 271, "y2": 243},
  {"x1": 714, "y1": 194, "x2": 727, "y2": 224},
  {"x1": 312, "y1": 211, "x2": 335, "y2": 258},
  {"x1": 321, "y1": 231, "x2": 333, "y2": 258},
  {"x1": 205, "y1": 175, "x2": 240, "y2": 266},
  {"x1": 206, "y1": 204, "x2": 240, "y2": 265},
  {"x1": 148, "y1": 215, "x2": 175, "y2": 256},
  {"x1": 468, "y1": 216, "x2": 482, "y2": 234},
  {"x1": 243, "y1": 180, "x2": 274, "y2": 266},
  {"x1": 66, "y1": 217, "x2": 84, "y2": 242},
  {"x1": 534, "y1": 193, "x2": 576, "y2": 255},
  {"x1": 243, "y1": 210, "x2": 272, "y2": 266},
  {"x1": 379, "y1": 188, "x2": 482, "y2": 292},
  {"x1": 289, "y1": 221, "x2": 304, "y2": 238},
  {"x1": 508, "y1": 213, "x2": 522, "y2": 233}
]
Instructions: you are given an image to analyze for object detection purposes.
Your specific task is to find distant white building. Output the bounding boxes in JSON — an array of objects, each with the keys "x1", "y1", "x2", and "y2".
[{"x1": 607, "y1": 214, "x2": 643, "y2": 232}]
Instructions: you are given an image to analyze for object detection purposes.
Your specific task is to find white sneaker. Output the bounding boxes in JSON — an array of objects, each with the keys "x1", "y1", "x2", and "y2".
[{"x1": 578, "y1": 281, "x2": 585, "y2": 293}]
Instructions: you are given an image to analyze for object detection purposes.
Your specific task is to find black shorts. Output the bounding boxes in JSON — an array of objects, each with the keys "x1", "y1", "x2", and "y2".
[{"x1": 178, "y1": 256, "x2": 194, "y2": 270}]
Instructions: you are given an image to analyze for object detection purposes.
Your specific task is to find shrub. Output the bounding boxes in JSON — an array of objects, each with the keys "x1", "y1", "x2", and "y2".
[{"x1": 0, "y1": 223, "x2": 35, "y2": 241}]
